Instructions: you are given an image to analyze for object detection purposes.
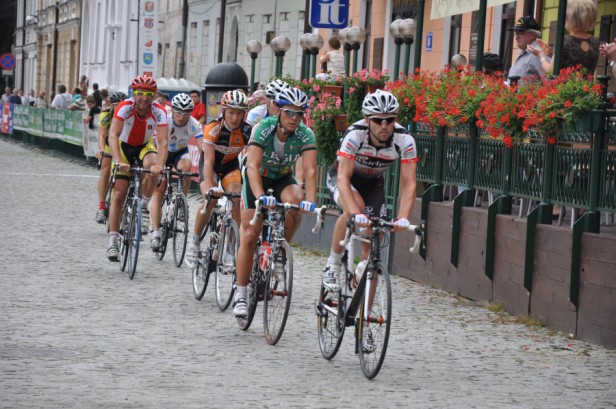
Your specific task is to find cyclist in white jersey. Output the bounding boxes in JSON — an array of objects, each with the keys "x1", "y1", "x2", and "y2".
[
  {"x1": 245, "y1": 79, "x2": 290, "y2": 126},
  {"x1": 150, "y1": 93, "x2": 203, "y2": 250},
  {"x1": 322, "y1": 90, "x2": 419, "y2": 291},
  {"x1": 106, "y1": 75, "x2": 169, "y2": 261}
]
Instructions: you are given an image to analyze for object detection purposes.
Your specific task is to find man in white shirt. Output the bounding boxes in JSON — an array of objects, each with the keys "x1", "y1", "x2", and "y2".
[{"x1": 50, "y1": 84, "x2": 72, "y2": 110}]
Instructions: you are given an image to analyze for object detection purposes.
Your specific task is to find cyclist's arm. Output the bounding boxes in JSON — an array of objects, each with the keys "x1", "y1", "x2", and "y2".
[
  {"x1": 396, "y1": 161, "x2": 417, "y2": 220},
  {"x1": 245, "y1": 144, "x2": 266, "y2": 198},
  {"x1": 301, "y1": 149, "x2": 317, "y2": 203},
  {"x1": 154, "y1": 125, "x2": 169, "y2": 170},
  {"x1": 108, "y1": 117, "x2": 127, "y2": 169},
  {"x1": 202, "y1": 141, "x2": 216, "y2": 187},
  {"x1": 336, "y1": 155, "x2": 363, "y2": 215}
]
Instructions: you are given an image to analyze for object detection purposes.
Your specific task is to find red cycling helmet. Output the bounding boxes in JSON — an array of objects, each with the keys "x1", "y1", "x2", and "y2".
[{"x1": 131, "y1": 75, "x2": 157, "y2": 92}]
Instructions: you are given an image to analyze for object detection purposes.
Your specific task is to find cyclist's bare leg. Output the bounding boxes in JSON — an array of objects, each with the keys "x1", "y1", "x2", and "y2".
[
  {"x1": 192, "y1": 179, "x2": 218, "y2": 240},
  {"x1": 236, "y1": 209, "x2": 261, "y2": 287},
  {"x1": 98, "y1": 156, "x2": 112, "y2": 204},
  {"x1": 177, "y1": 158, "x2": 193, "y2": 196},
  {"x1": 142, "y1": 152, "x2": 160, "y2": 219},
  {"x1": 109, "y1": 179, "x2": 129, "y2": 233},
  {"x1": 279, "y1": 184, "x2": 303, "y2": 241},
  {"x1": 224, "y1": 181, "x2": 242, "y2": 228},
  {"x1": 151, "y1": 177, "x2": 166, "y2": 232}
]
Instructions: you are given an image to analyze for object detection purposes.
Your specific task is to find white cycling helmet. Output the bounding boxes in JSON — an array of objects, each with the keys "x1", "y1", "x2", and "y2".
[
  {"x1": 171, "y1": 93, "x2": 194, "y2": 113},
  {"x1": 221, "y1": 90, "x2": 248, "y2": 109},
  {"x1": 265, "y1": 79, "x2": 291, "y2": 100},
  {"x1": 362, "y1": 89, "x2": 400, "y2": 116},
  {"x1": 276, "y1": 87, "x2": 309, "y2": 109}
]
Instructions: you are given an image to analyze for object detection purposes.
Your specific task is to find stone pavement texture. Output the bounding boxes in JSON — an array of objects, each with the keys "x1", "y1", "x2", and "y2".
[{"x1": 0, "y1": 137, "x2": 615, "y2": 408}]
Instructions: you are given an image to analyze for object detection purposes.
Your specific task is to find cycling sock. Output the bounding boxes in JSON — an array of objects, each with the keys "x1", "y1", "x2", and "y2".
[
  {"x1": 109, "y1": 232, "x2": 120, "y2": 246},
  {"x1": 142, "y1": 196, "x2": 151, "y2": 210},
  {"x1": 236, "y1": 286, "x2": 247, "y2": 300},
  {"x1": 327, "y1": 251, "x2": 343, "y2": 266},
  {"x1": 99, "y1": 202, "x2": 106, "y2": 210}
]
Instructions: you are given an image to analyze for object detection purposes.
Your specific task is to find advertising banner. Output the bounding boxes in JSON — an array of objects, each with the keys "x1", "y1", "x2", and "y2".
[
  {"x1": 1, "y1": 102, "x2": 14, "y2": 134},
  {"x1": 12, "y1": 104, "x2": 29, "y2": 131},
  {"x1": 63, "y1": 111, "x2": 84, "y2": 145},
  {"x1": 138, "y1": 0, "x2": 159, "y2": 77},
  {"x1": 43, "y1": 108, "x2": 63, "y2": 139},
  {"x1": 83, "y1": 113, "x2": 100, "y2": 157},
  {"x1": 28, "y1": 107, "x2": 45, "y2": 137}
]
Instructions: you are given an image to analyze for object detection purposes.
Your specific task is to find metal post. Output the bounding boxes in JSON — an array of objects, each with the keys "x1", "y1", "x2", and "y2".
[
  {"x1": 344, "y1": 44, "x2": 352, "y2": 77},
  {"x1": 403, "y1": 40, "x2": 412, "y2": 76},
  {"x1": 552, "y1": 0, "x2": 568, "y2": 75},
  {"x1": 249, "y1": 55, "x2": 257, "y2": 93},
  {"x1": 352, "y1": 44, "x2": 360, "y2": 75},
  {"x1": 412, "y1": 0, "x2": 425, "y2": 72},
  {"x1": 393, "y1": 40, "x2": 402, "y2": 80},
  {"x1": 475, "y1": 0, "x2": 488, "y2": 72},
  {"x1": 51, "y1": 2, "x2": 59, "y2": 97}
]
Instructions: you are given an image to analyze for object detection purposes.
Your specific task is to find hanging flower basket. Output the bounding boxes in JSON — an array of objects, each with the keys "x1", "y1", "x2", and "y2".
[{"x1": 320, "y1": 85, "x2": 343, "y2": 100}]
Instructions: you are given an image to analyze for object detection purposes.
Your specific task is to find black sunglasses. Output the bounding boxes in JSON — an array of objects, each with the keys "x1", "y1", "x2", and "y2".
[
  {"x1": 281, "y1": 108, "x2": 305, "y2": 119},
  {"x1": 369, "y1": 116, "x2": 397, "y2": 125}
]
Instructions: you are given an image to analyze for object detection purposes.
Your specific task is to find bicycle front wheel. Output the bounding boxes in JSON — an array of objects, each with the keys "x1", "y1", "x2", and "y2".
[
  {"x1": 155, "y1": 196, "x2": 171, "y2": 261},
  {"x1": 119, "y1": 202, "x2": 130, "y2": 272},
  {"x1": 127, "y1": 198, "x2": 142, "y2": 280},
  {"x1": 192, "y1": 223, "x2": 213, "y2": 300},
  {"x1": 357, "y1": 262, "x2": 391, "y2": 380},
  {"x1": 215, "y1": 219, "x2": 239, "y2": 311},
  {"x1": 172, "y1": 194, "x2": 189, "y2": 267},
  {"x1": 263, "y1": 240, "x2": 293, "y2": 345},
  {"x1": 317, "y1": 261, "x2": 346, "y2": 359}
]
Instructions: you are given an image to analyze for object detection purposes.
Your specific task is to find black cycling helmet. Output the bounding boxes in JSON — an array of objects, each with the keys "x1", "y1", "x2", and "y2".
[{"x1": 110, "y1": 91, "x2": 128, "y2": 104}]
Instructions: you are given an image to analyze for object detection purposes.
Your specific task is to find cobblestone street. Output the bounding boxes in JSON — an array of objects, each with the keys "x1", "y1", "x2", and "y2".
[{"x1": 1, "y1": 137, "x2": 615, "y2": 408}]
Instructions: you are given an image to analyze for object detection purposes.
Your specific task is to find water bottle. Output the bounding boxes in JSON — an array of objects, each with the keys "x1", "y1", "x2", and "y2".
[{"x1": 259, "y1": 241, "x2": 272, "y2": 271}]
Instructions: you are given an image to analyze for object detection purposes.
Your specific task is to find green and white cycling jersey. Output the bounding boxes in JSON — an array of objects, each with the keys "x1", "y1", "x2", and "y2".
[{"x1": 248, "y1": 115, "x2": 316, "y2": 180}]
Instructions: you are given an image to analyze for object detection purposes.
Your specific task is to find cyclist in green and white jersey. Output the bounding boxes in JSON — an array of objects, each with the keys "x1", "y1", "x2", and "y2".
[{"x1": 233, "y1": 87, "x2": 318, "y2": 317}]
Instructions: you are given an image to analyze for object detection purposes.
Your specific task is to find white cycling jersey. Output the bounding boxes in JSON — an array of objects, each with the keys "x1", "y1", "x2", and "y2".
[
  {"x1": 334, "y1": 119, "x2": 419, "y2": 180},
  {"x1": 113, "y1": 99, "x2": 168, "y2": 146},
  {"x1": 167, "y1": 114, "x2": 203, "y2": 152}
]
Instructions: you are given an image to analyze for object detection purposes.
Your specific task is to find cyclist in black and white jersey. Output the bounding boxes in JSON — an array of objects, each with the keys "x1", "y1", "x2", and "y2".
[{"x1": 323, "y1": 89, "x2": 419, "y2": 290}]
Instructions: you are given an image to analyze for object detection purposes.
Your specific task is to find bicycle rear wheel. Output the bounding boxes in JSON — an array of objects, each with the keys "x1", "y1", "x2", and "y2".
[
  {"x1": 263, "y1": 241, "x2": 293, "y2": 345},
  {"x1": 192, "y1": 223, "x2": 214, "y2": 300},
  {"x1": 357, "y1": 262, "x2": 391, "y2": 380},
  {"x1": 127, "y1": 198, "x2": 142, "y2": 280},
  {"x1": 215, "y1": 219, "x2": 239, "y2": 311},
  {"x1": 172, "y1": 194, "x2": 189, "y2": 267},
  {"x1": 316, "y1": 260, "x2": 346, "y2": 359},
  {"x1": 237, "y1": 247, "x2": 259, "y2": 331}
]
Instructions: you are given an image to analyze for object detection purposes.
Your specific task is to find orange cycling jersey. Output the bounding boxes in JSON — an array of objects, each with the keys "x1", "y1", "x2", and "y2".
[
  {"x1": 113, "y1": 99, "x2": 168, "y2": 146},
  {"x1": 202, "y1": 119, "x2": 251, "y2": 165}
]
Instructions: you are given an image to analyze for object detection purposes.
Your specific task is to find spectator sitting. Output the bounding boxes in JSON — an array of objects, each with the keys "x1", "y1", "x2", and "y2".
[
  {"x1": 68, "y1": 88, "x2": 86, "y2": 111},
  {"x1": 34, "y1": 91, "x2": 49, "y2": 109}
]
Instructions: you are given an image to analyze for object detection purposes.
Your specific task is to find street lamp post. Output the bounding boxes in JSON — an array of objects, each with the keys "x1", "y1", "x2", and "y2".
[
  {"x1": 346, "y1": 26, "x2": 366, "y2": 75},
  {"x1": 51, "y1": 2, "x2": 59, "y2": 98},
  {"x1": 270, "y1": 36, "x2": 291, "y2": 78},
  {"x1": 246, "y1": 40, "x2": 262, "y2": 93},
  {"x1": 400, "y1": 18, "x2": 417, "y2": 76},
  {"x1": 305, "y1": 33, "x2": 324, "y2": 79},
  {"x1": 389, "y1": 19, "x2": 404, "y2": 80},
  {"x1": 299, "y1": 33, "x2": 311, "y2": 80}
]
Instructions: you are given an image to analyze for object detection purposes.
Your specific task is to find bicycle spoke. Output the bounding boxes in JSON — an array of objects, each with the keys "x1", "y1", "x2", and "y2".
[
  {"x1": 172, "y1": 194, "x2": 189, "y2": 267},
  {"x1": 263, "y1": 241, "x2": 293, "y2": 345},
  {"x1": 215, "y1": 219, "x2": 238, "y2": 312}
]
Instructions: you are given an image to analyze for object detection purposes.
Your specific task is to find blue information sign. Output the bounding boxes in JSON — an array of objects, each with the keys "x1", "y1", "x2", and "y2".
[
  {"x1": 310, "y1": 0, "x2": 349, "y2": 29},
  {"x1": 426, "y1": 32, "x2": 433, "y2": 52}
]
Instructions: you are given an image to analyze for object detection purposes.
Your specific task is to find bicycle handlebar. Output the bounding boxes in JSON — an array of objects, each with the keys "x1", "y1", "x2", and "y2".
[
  {"x1": 200, "y1": 190, "x2": 241, "y2": 214},
  {"x1": 249, "y1": 199, "x2": 321, "y2": 227},
  {"x1": 339, "y1": 216, "x2": 424, "y2": 253}
]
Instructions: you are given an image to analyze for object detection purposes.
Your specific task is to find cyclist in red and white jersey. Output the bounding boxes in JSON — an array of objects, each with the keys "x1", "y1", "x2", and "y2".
[{"x1": 106, "y1": 75, "x2": 169, "y2": 261}]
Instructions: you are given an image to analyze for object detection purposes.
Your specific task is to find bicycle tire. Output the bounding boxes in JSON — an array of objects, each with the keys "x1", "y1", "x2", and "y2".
[
  {"x1": 263, "y1": 240, "x2": 293, "y2": 345},
  {"x1": 127, "y1": 198, "x2": 142, "y2": 280},
  {"x1": 155, "y1": 196, "x2": 172, "y2": 261},
  {"x1": 119, "y1": 202, "x2": 130, "y2": 272},
  {"x1": 237, "y1": 247, "x2": 259, "y2": 331},
  {"x1": 215, "y1": 218, "x2": 239, "y2": 312},
  {"x1": 172, "y1": 194, "x2": 189, "y2": 267},
  {"x1": 357, "y1": 262, "x2": 391, "y2": 380},
  {"x1": 104, "y1": 173, "x2": 113, "y2": 232},
  {"x1": 192, "y1": 222, "x2": 214, "y2": 300},
  {"x1": 317, "y1": 259, "x2": 346, "y2": 360}
]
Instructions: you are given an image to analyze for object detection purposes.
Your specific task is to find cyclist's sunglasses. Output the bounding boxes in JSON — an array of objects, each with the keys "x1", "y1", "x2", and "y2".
[
  {"x1": 133, "y1": 90, "x2": 155, "y2": 97},
  {"x1": 172, "y1": 110, "x2": 191, "y2": 118},
  {"x1": 368, "y1": 116, "x2": 396, "y2": 125},
  {"x1": 281, "y1": 108, "x2": 305, "y2": 119}
]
